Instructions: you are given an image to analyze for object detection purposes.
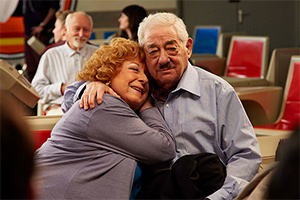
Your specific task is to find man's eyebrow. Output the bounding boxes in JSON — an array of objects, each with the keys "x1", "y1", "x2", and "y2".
[
  {"x1": 165, "y1": 40, "x2": 177, "y2": 46},
  {"x1": 147, "y1": 40, "x2": 178, "y2": 49},
  {"x1": 147, "y1": 44, "x2": 157, "y2": 49}
]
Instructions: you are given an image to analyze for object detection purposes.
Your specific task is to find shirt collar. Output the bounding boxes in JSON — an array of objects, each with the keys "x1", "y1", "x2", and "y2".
[
  {"x1": 173, "y1": 62, "x2": 201, "y2": 98},
  {"x1": 151, "y1": 62, "x2": 201, "y2": 102},
  {"x1": 64, "y1": 41, "x2": 90, "y2": 57}
]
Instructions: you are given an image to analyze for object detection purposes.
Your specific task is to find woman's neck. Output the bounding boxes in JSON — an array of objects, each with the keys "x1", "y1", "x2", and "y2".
[{"x1": 125, "y1": 29, "x2": 132, "y2": 40}]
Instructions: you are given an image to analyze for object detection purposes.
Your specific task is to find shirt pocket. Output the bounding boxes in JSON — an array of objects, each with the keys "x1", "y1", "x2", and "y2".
[{"x1": 179, "y1": 121, "x2": 216, "y2": 155}]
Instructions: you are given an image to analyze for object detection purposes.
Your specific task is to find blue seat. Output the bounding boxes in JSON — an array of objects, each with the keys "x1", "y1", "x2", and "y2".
[
  {"x1": 89, "y1": 32, "x2": 96, "y2": 40},
  {"x1": 104, "y1": 31, "x2": 117, "y2": 39},
  {"x1": 192, "y1": 26, "x2": 221, "y2": 54}
]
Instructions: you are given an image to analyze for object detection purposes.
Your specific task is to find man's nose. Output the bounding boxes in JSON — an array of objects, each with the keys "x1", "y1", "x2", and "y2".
[
  {"x1": 158, "y1": 50, "x2": 170, "y2": 65},
  {"x1": 78, "y1": 29, "x2": 84, "y2": 37}
]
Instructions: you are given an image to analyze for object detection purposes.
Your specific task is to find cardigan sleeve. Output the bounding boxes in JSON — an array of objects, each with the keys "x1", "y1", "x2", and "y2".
[{"x1": 86, "y1": 95, "x2": 176, "y2": 165}]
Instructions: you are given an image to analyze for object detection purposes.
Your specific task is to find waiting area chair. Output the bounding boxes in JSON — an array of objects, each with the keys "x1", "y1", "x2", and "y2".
[
  {"x1": 192, "y1": 25, "x2": 221, "y2": 54},
  {"x1": 26, "y1": 115, "x2": 61, "y2": 150},
  {"x1": 254, "y1": 56, "x2": 300, "y2": 134},
  {"x1": 223, "y1": 47, "x2": 300, "y2": 87},
  {"x1": 224, "y1": 35, "x2": 269, "y2": 78},
  {"x1": 216, "y1": 32, "x2": 246, "y2": 58}
]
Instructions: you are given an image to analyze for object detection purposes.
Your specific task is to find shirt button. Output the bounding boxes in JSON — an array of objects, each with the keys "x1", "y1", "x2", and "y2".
[{"x1": 166, "y1": 104, "x2": 169, "y2": 108}]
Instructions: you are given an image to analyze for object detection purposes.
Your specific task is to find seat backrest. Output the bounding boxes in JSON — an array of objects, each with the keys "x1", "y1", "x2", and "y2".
[
  {"x1": 225, "y1": 35, "x2": 269, "y2": 78},
  {"x1": 216, "y1": 32, "x2": 246, "y2": 58},
  {"x1": 275, "y1": 56, "x2": 300, "y2": 130},
  {"x1": 31, "y1": 130, "x2": 52, "y2": 151},
  {"x1": 192, "y1": 25, "x2": 221, "y2": 54},
  {"x1": 266, "y1": 48, "x2": 300, "y2": 88}
]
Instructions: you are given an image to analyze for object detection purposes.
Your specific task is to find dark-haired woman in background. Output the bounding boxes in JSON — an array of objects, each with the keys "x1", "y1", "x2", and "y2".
[{"x1": 105, "y1": 5, "x2": 147, "y2": 44}]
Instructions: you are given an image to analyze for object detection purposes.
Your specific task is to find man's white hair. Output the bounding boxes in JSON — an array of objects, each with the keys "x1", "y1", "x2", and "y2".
[
  {"x1": 137, "y1": 12, "x2": 189, "y2": 46},
  {"x1": 65, "y1": 11, "x2": 93, "y2": 32}
]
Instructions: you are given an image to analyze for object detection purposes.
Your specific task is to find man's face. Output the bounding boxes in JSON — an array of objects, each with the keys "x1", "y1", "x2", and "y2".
[
  {"x1": 143, "y1": 25, "x2": 193, "y2": 89},
  {"x1": 66, "y1": 13, "x2": 92, "y2": 50},
  {"x1": 52, "y1": 19, "x2": 64, "y2": 43}
]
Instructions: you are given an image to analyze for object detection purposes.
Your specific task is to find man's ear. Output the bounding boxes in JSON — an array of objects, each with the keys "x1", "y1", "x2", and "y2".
[{"x1": 185, "y1": 38, "x2": 193, "y2": 58}]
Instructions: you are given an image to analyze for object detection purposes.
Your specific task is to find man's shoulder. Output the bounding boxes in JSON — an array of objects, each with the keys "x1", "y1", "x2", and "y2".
[
  {"x1": 44, "y1": 43, "x2": 66, "y2": 55},
  {"x1": 85, "y1": 43, "x2": 99, "y2": 50},
  {"x1": 42, "y1": 41, "x2": 65, "y2": 55},
  {"x1": 192, "y1": 65, "x2": 231, "y2": 86},
  {"x1": 190, "y1": 65, "x2": 234, "y2": 95}
]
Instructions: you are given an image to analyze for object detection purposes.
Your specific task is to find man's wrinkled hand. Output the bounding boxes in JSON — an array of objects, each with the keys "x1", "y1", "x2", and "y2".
[{"x1": 80, "y1": 81, "x2": 119, "y2": 110}]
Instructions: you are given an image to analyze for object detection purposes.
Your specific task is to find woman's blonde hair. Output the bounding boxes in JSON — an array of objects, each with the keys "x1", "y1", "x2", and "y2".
[{"x1": 77, "y1": 38, "x2": 145, "y2": 83}]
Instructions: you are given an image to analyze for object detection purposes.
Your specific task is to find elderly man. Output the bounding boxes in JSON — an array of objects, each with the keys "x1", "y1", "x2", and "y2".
[
  {"x1": 63, "y1": 12, "x2": 261, "y2": 199},
  {"x1": 32, "y1": 11, "x2": 98, "y2": 115}
]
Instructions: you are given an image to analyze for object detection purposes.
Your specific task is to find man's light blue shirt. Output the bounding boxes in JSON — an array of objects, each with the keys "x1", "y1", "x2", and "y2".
[{"x1": 153, "y1": 62, "x2": 261, "y2": 199}]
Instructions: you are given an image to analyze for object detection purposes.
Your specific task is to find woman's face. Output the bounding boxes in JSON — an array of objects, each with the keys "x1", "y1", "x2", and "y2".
[
  {"x1": 111, "y1": 57, "x2": 149, "y2": 111},
  {"x1": 118, "y1": 13, "x2": 129, "y2": 30}
]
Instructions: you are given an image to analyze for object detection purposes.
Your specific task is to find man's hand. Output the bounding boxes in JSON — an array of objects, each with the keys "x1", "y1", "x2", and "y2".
[
  {"x1": 139, "y1": 95, "x2": 153, "y2": 113},
  {"x1": 80, "y1": 81, "x2": 119, "y2": 110}
]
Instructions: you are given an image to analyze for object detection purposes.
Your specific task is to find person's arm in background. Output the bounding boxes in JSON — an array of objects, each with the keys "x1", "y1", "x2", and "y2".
[
  {"x1": 31, "y1": 8, "x2": 56, "y2": 37},
  {"x1": 206, "y1": 89, "x2": 261, "y2": 200}
]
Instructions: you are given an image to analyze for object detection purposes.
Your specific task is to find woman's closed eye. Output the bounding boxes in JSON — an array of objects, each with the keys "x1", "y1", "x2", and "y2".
[{"x1": 130, "y1": 67, "x2": 139, "y2": 72}]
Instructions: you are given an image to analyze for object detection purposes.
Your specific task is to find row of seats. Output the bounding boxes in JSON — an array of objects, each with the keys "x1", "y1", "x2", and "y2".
[{"x1": 191, "y1": 25, "x2": 299, "y2": 134}]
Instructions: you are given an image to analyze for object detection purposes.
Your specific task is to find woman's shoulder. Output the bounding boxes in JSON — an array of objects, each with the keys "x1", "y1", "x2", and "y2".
[{"x1": 101, "y1": 94, "x2": 132, "y2": 111}]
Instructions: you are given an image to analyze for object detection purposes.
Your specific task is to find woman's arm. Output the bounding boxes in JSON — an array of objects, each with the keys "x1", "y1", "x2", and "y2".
[{"x1": 86, "y1": 95, "x2": 176, "y2": 165}]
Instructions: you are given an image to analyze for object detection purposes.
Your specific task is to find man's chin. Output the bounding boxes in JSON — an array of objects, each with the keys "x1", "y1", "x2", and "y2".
[{"x1": 73, "y1": 42, "x2": 87, "y2": 49}]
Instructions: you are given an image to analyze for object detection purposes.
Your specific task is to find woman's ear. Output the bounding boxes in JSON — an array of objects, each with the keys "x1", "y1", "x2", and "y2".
[{"x1": 185, "y1": 38, "x2": 193, "y2": 58}]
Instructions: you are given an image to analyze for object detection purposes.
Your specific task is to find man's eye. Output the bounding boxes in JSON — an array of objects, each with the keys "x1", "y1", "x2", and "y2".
[{"x1": 149, "y1": 50, "x2": 158, "y2": 55}]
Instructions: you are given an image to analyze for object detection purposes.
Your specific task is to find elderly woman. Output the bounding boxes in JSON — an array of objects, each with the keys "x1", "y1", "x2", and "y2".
[{"x1": 34, "y1": 38, "x2": 175, "y2": 199}]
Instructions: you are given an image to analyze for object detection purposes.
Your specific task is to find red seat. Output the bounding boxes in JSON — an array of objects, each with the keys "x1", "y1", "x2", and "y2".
[
  {"x1": 254, "y1": 56, "x2": 300, "y2": 131},
  {"x1": 31, "y1": 130, "x2": 52, "y2": 151},
  {"x1": 225, "y1": 36, "x2": 269, "y2": 78}
]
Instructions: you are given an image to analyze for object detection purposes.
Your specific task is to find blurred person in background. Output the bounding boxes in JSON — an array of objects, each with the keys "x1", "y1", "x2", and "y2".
[
  {"x1": 104, "y1": 4, "x2": 147, "y2": 44},
  {"x1": 23, "y1": 0, "x2": 60, "y2": 82},
  {"x1": 0, "y1": 89, "x2": 35, "y2": 199},
  {"x1": 42, "y1": 10, "x2": 74, "y2": 55}
]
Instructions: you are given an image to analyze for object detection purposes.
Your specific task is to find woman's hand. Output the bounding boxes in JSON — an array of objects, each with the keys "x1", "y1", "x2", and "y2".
[{"x1": 80, "y1": 81, "x2": 119, "y2": 110}]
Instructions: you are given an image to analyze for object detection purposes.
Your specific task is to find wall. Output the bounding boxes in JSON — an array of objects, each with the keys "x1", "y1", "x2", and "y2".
[
  {"x1": 178, "y1": 0, "x2": 299, "y2": 56},
  {"x1": 76, "y1": 0, "x2": 177, "y2": 28}
]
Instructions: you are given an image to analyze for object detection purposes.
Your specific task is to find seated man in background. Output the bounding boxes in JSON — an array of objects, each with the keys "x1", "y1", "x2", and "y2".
[
  {"x1": 42, "y1": 10, "x2": 74, "y2": 55},
  {"x1": 32, "y1": 11, "x2": 98, "y2": 115}
]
